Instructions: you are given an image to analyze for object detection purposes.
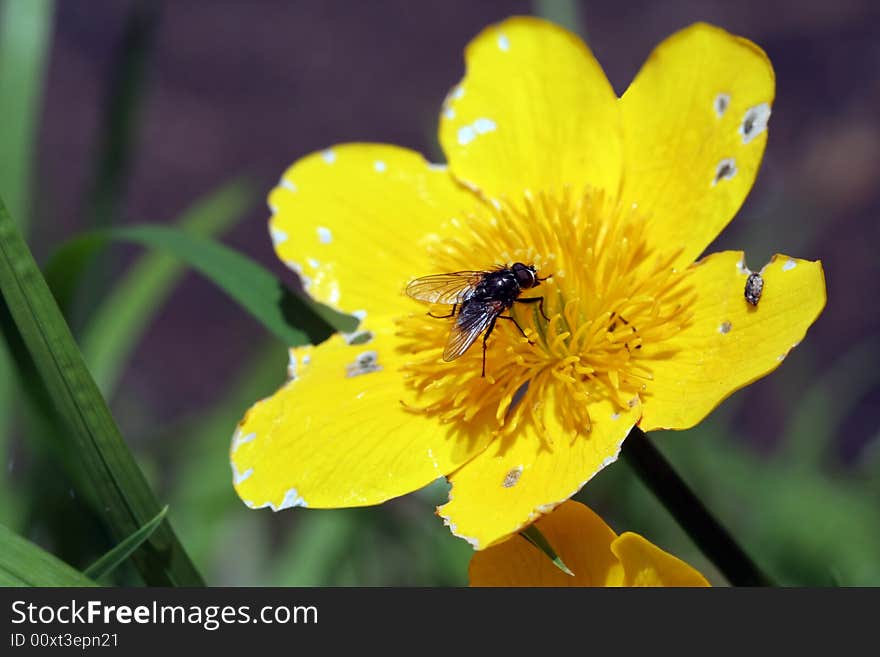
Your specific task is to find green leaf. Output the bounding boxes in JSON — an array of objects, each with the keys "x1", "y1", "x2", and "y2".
[
  {"x1": 84, "y1": 505, "x2": 168, "y2": 581},
  {"x1": 520, "y1": 524, "x2": 575, "y2": 576},
  {"x1": 46, "y1": 225, "x2": 359, "y2": 346},
  {"x1": 80, "y1": 179, "x2": 256, "y2": 396},
  {"x1": 0, "y1": 194, "x2": 203, "y2": 586},
  {"x1": 271, "y1": 510, "x2": 364, "y2": 586},
  {"x1": 0, "y1": 522, "x2": 96, "y2": 587},
  {"x1": 0, "y1": 0, "x2": 54, "y2": 230},
  {"x1": 0, "y1": 0, "x2": 56, "y2": 529},
  {"x1": 84, "y1": 0, "x2": 160, "y2": 230},
  {"x1": 70, "y1": 1, "x2": 161, "y2": 334}
]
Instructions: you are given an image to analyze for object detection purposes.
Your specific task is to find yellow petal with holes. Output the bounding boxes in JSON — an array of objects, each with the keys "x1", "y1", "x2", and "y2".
[
  {"x1": 438, "y1": 392, "x2": 640, "y2": 549},
  {"x1": 620, "y1": 23, "x2": 775, "y2": 267},
  {"x1": 640, "y1": 251, "x2": 826, "y2": 431},
  {"x1": 469, "y1": 501, "x2": 622, "y2": 586},
  {"x1": 469, "y1": 501, "x2": 709, "y2": 586},
  {"x1": 231, "y1": 322, "x2": 495, "y2": 510},
  {"x1": 440, "y1": 16, "x2": 621, "y2": 205},
  {"x1": 268, "y1": 144, "x2": 483, "y2": 317},
  {"x1": 611, "y1": 532, "x2": 710, "y2": 586}
]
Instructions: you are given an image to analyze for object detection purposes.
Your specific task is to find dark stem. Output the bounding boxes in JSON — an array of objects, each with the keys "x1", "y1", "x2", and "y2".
[{"x1": 622, "y1": 427, "x2": 773, "y2": 586}]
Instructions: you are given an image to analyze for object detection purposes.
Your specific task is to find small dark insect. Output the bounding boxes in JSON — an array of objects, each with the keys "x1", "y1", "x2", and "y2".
[
  {"x1": 744, "y1": 272, "x2": 764, "y2": 306},
  {"x1": 405, "y1": 262, "x2": 550, "y2": 377}
]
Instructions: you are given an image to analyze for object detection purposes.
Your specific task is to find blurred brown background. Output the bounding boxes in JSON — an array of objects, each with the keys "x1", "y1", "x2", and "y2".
[
  {"x1": 39, "y1": 0, "x2": 880, "y2": 437},
  {"x1": 7, "y1": 0, "x2": 880, "y2": 584}
]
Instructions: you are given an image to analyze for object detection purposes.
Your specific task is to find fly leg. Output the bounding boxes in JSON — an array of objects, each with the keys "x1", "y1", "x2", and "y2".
[
  {"x1": 428, "y1": 303, "x2": 457, "y2": 319},
  {"x1": 497, "y1": 315, "x2": 536, "y2": 347},
  {"x1": 481, "y1": 315, "x2": 498, "y2": 378},
  {"x1": 515, "y1": 296, "x2": 549, "y2": 322}
]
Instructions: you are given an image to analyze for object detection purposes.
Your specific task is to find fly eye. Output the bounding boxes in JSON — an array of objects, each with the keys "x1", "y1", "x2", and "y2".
[{"x1": 514, "y1": 266, "x2": 535, "y2": 288}]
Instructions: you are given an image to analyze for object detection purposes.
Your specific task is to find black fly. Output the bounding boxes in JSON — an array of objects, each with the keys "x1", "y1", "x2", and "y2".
[{"x1": 405, "y1": 263, "x2": 550, "y2": 377}]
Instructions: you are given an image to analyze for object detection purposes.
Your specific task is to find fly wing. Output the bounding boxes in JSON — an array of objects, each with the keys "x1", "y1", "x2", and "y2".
[
  {"x1": 405, "y1": 271, "x2": 483, "y2": 305},
  {"x1": 442, "y1": 300, "x2": 504, "y2": 361}
]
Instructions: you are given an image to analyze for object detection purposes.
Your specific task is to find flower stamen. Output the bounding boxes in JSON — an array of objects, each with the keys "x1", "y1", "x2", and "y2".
[{"x1": 397, "y1": 188, "x2": 695, "y2": 443}]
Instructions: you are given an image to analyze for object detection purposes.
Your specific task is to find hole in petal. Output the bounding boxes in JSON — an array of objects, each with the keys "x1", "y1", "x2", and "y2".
[
  {"x1": 231, "y1": 429, "x2": 256, "y2": 453},
  {"x1": 713, "y1": 158, "x2": 737, "y2": 186},
  {"x1": 277, "y1": 488, "x2": 308, "y2": 510},
  {"x1": 346, "y1": 350, "x2": 382, "y2": 377},
  {"x1": 232, "y1": 463, "x2": 253, "y2": 485},
  {"x1": 457, "y1": 118, "x2": 497, "y2": 145},
  {"x1": 740, "y1": 103, "x2": 771, "y2": 144},
  {"x1": 317, "y1": 226, "x2": 333, "y2": 244},
  {"x1": 270, "y1": 227, "x2": 288, "y2": 246},
  {"x1": 714, "y1": 93, "x2": 730, "y2": 118},
  {"x1": 346, "y1": 330, "x2": 375, "y2": 345},
  {"x1": 502, "y1": 467, "x2": 522, "y2": 488}
]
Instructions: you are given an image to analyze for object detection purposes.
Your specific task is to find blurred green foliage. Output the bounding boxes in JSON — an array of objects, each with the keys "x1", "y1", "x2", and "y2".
[
  {"x1": 0, "y1": 522, "x2": 96, "y2": 586},
  {"x1": 0, "y1": 0, "x2": 877, "y2": 589},
  {"x1": 0, "y1": 0, "x2": 53, "y2": 532},
  {"x1": 0, "y1": 194, "x2": 203, "y2": 586}
]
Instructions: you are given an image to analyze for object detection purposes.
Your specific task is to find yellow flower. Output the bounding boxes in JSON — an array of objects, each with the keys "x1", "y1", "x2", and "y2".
[
  {"x1": 470, "y1": 500, "x2": 710, "y2": 586},
  {"x1": 230, "y1": 18, "x2": 826, "y2": 550}
]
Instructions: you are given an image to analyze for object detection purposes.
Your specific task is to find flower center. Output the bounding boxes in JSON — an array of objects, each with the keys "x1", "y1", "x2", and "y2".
[{"x1": 396, "y1": 188, "x2": 695, "y2": 442}]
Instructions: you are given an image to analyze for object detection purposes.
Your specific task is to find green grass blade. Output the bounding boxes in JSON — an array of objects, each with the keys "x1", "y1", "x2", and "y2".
[
  {"x1": 0, "y1": 0, "x2": 56, "y2": 530},
  {"x1": 520, "y1": 525, "x2": 575, "y2": 576},
  {"x1": 108, "y1": 225, "x2": 359, "y2": 340},
  {"x1": 81, "y1": 179, "x2": 255, "y2": 396},
  {"x1": 85, "y1": 0, "x2": 160, "y2": 231},
  {"x1": 0, "y1": 336, "x2": 18, "y2": 527},
  {"x1": 46, "y1": 225, "x2": 358, "y2": 346},
  {"x1": 84, "y1": 505, "x2": 168, "y2": 581},
  {"x1": 70, "y1": 0, "x2": 161, "y2": 334},
  {"x1": 41, "y1": 230, "x2": 100, "y2": 313},
  {"x1": 0, "y1": 0, "x2": 54, "y2": 230},
  {"x1": 271, "y1": 510, "x2": 363, "y2": 586},
  {"x1": 0, "y1": 523, "x2": 97, "y2": 587},
  {"x1": 169, "y1": 340, "x2": 283, "y2": 574},
  {"x1": 0, "y1": 195, "x2": 203, "y2": 586}
]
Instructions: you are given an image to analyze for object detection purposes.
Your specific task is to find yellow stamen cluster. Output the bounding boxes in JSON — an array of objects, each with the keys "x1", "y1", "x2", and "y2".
[{"x1": 397, "y1": 188, "x2": 696, "y2": 443}]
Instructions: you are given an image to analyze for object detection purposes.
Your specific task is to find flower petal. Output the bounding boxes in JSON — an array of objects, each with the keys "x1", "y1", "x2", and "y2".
[
  {"x1": 269, "y1": 143, "x2": 483, "y2": 316},
  {"x1": 438, "y1": 391, "x2": 640, "y2": 549},
  {"x1": 611, "y1": 533, "x2": 710, "y2": 586},
  {"x1": 620, "y1": 23, "x2": 775, "y2": 267},
  {"x1": 440, "y1": 17, "x2": 621, "y2": 204},
  {"x1": 231, "y1": 321, "x2": 495, "y2": 510},
  {"x1": 469, "y1": 500, "x2": 709, "y2": 586},
  {"x1": 469, "y1": 501, "x2": 622, "y2": 586},
  {"x1": 640, "y1": 251, "x2": 826, "y2": 431}
]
